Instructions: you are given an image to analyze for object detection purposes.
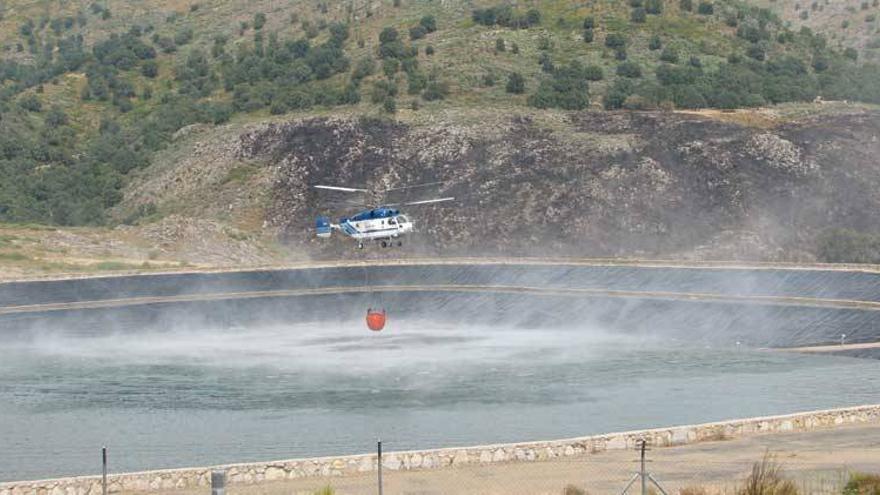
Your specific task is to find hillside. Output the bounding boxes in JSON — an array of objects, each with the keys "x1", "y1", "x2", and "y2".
[
  {"x1": 0, "y1": 0, "x2": 879, "y2": 275},
  {"x1": 752, "y1": 0, "x2": 880, "y2": 62}
]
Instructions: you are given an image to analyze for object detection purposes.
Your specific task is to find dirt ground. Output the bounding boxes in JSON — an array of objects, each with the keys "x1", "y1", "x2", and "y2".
[{"x1": 161, "y1": 423, "x2": 880, "y2": 495}]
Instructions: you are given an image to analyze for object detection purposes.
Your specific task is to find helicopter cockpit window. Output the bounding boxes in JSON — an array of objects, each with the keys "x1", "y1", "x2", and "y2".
[
  {"x1": 388, "y1": 217, "x2": 397, "y2": 225},
  {"x1": 398, "y1": 215, "x2": 408, "y2": 223}
]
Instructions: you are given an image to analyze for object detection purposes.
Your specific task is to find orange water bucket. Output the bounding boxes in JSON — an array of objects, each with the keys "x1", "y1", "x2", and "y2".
[{"x1": 366, "y1": 309, "x2": 386, "y2": 331}]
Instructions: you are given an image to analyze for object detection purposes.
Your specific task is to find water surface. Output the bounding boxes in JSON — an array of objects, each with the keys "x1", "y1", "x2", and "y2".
[{"x1": 2, "y1": 320, "x2": 878, "y2": 481}]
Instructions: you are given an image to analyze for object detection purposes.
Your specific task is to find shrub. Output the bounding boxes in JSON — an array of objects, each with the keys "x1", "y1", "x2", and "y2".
[
  {"x1": 528, "y1": 64, "x2": 590, "y2": 110},
  {"x1": 680, "y1": 0, "x2": 693, "y2": 11},
  {"x1": 584, "y1": 65, "x2": 604, "y2": 81},
  {"x1": 495, "y1": 37, "x2": 506, "y2": 52},
  {"x1": 383, "y1": 58, "x2": 399, "y2": 77},
  {"x1": 422, "y1": 79, "x2": 449, "y2": 101},
  {"x1": 269, "y1": 100, "x2": 288, "y2": 115},
  {"x1": 511, "y1": 42, "x2": 519, "y2": 54},
  {"x1": 18, "y1": 94, "x2": 41, "y2": 112},
  {"x1": 174, "y1": 26, "x2": 194, "y2": 45},
  {"x1": 679, "y1": 488, "x2": 709, "y2": 495},
  {"x1": 563, "y1": 486, "x2": 585, "y2": 495},
  {"x1": 506, "y1": 72, "x2": 525, "y2": 93},
  {"x1": 425, "y1": 45, "x2": 435, "y2": 55},
  {"x1": 583, "y1": 28, "x2": 594, "y2": 43},
  {"x1": 623, "y1": 94, "x2": 650, "y2": 109},
  {"x1": 352, "y1": 57, "x2": 376, "y2": 82},
  {"x1": 539, "y1": 52, "x2": 554, "y2": 73},
  {"x1": 142, "y1": 60, "x2": 159, "y2": 78},
  {"x1": 313, "y1": 487, "x2": 335, "y2": 495},
  {"x1": 617, "y1": 61, "x2": 642, "y2": 78},
  {"x1": 382, "y1": 96, "x2": 396, "y2": 113},
  {"x1": 603, "y1": 78, "x2": 634, "y2": 109},
  {"x1": 420, "y1": 15, "x2": 436, "y2": 32},
  {"x1": 746, "y1": 44, "x2": 765, "y2": 61},
  {"x1": 483, "y1": 72, "x2": 497, "y2": 86},
  {"x1": 697, "y1": 1, "x2": 714, "y2": 15},
  {"x1": 583, "y1": 16, "x2": 595, "y2": 29},
  {"x1": 645, "y1": 0, "x2": 664, "y2": 14},
  {"x1": 409, "y1": 25, "x2": 427, "y2": 40},
  {"x1": 649, "y1": 35, "x2": 662, "y2": 50},
  {"x1": 737, "y1": 453, "x2": 799, "y2": 495},
  {"x1": 379, "y1": 27, "x2": 398, "y2": 44},
  {"x1": 45, "y1": 106, "x2": 68, "y2": 127},
  {"x1": 605, "y1": 33, "x2": 626, "y2": 48},
  {"x1": 615, "y1": 48, "x2": 628, "y2": 60},
  {"x1": 370, "y1": 79, "x2": 397, "y2": 103},
  {"x1": 844, "y1": 47, "x2": 859, "y2": 60},
  {"x1": 253, "y1": 12, "x2": 266, "y2": 30},
  {"x1": 472, "y1": 5, "x2": 541, "y2": 28},
  {"x1": 631, "y1": 8, "x2": 647, "y2": 23}
]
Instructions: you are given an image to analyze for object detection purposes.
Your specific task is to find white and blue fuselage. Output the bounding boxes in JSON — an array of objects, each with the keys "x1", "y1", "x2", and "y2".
[{"x1": 316, "y1": 207, "x2": 413, "y2": 243}]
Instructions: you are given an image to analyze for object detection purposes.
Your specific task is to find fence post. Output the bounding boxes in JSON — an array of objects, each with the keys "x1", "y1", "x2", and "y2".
[
  {"x1": 639, "y1": 440, "x2": 647, "y2": 495},
  {"x1": 102, "y1": 446, "x2": 107, "y2": 495},
  {"x1": 378, "y1": 440, "x2": 383, "y2": 495},
  {"x1": 211, "y1": 470, "x2": 226, "y2": 495}
]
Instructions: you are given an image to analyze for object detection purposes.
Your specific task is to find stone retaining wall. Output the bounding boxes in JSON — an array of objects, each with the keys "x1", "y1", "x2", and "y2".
[{"x1": 3, "y1": 404, "x2": 879, "y2": 495}]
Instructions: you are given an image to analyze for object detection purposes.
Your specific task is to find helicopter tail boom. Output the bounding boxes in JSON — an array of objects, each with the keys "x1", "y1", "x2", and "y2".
[{"x1": 315, "y1": 217, "x2": 333, "y2": 238}]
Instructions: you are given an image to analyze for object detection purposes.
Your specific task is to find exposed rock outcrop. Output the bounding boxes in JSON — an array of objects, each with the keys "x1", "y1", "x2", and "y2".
[{"x1": 231, "y1": 109, "x2": 880, "y2": 260}]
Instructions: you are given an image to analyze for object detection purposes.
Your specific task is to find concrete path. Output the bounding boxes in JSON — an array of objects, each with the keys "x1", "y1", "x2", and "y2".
[{"x1": 163, "y1": 423, "x2": 880, "y2": 495}]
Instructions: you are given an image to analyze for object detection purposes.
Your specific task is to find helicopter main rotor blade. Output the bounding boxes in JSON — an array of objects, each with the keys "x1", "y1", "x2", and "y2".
[
  {"x1": 386, "y1": 197, "x2": 455, "y2": 207},
  {"x1": 313, "y1": 185, "x2": 370, "y2": 193},
  {"x1": 383, "y1": 181, "x2": 445, "y2": 193}
]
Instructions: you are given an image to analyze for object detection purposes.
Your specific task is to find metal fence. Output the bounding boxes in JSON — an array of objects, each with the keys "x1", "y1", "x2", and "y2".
[{"x1": 192, "y1": 439, "x2": 871, "y2": 495}]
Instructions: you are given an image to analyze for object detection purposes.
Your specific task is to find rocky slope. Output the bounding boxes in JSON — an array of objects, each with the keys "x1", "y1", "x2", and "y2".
[{"x1": 115, "y1": 105, "x2": 880, "y2": 261}]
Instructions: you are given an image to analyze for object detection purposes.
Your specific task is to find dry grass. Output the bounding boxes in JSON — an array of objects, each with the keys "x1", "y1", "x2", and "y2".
[
  {"x1": 843, "y1": 472, "x2": 880, "y2": 494},
  {"x1": 738, "y1": 453, "x2": 799, "y2": 495},
  {"x1": 562, "y1": 485, "x2": 586, "y2": 495}
]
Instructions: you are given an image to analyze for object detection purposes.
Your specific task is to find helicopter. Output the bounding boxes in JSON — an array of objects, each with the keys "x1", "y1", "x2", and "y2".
[{"x1": 313, "y1": 183, "x2": 454, "y2": 249}]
